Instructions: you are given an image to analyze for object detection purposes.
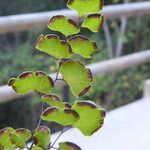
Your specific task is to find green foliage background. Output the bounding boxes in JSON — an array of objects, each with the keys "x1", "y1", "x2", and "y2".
[{"x1": 0, "y1": 0, "x2": 150, "y2": 130}]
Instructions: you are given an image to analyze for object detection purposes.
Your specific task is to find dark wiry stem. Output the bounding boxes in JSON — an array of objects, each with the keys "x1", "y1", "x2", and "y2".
[
  {"x1": 37, "y1": 102, "x2": 44, "y2": 128},
  {"x1": 29, "y1": 59, "x2": 64, "y2": 150},
  {"x1": 50, "y1": 126, "x2": 71, "y2": 148},
  {"x1": 29, "y1": 93, "x2": 44, "y2": 150},
  {"x1": 26, "y1": 144, "x2": 30, "y2": 150},
  {"x1": 28, "y1": 141, "x2": 34, "y2": 150},
  {"x1": 54, "y1": 59, "x2": 63, "y2": 82}
]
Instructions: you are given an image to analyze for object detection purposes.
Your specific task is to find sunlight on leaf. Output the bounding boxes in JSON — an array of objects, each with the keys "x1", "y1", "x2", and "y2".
[
  {"x1": 42, "y1": 94, "x2": 71, "y2": 109},
  {"x1": 72, "y1": 101, "x2": 106, "y2": 136},
  {"x1": 82, "y1": 14, "x2": 104, "y2": 32},
  {"x1": 67, "y1": 0, "x2": 103, "y2": 16},
  {"x1": 8, "y1": 71, "x2": 54, "y2": 94},
  {"x1": 33, "y1": 126, "x2": 51, "y2": 148},
  {"x1": 35, "y1": 34, "x2": 72, "y2": 58},
  {"x1": 68, "y1": 35, "x2": 97, "y2": 58},
  {"x1": 41, "y1": 107, "x2": 79, "y2": 126},
  {"x1": 59, "y1": 142, "x2": 81, "y2": 150},
  {"x1": 15, "y1": 128, "x2": 31, "y2": 142},
  {"x1": 0, "y1": 127, "x2": 15, "y2": 150},
  {"x1": 10, "y1": 128, "x2": 31, "y2": 149},
  {"x1": 60, "y1": 61, "x2": 93, "y2": 97},
  {"x1": 48, "y1": 15, "x2": 80, "y2": 36}
]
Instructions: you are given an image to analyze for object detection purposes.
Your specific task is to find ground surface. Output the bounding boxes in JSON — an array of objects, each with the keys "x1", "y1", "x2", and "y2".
[{"x1": 52, "y1": 98, "x2": 150, "y2": 150}]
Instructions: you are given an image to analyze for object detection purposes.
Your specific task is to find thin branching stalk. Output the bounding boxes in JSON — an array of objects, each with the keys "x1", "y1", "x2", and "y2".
[{"x1": 50, "y1": 126, "x2": 71, "y2": 148}]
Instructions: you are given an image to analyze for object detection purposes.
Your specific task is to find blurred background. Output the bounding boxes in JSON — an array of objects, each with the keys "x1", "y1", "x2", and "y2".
[{"x1": 0, "y1": 0, "x2": 150, "y2": 133}]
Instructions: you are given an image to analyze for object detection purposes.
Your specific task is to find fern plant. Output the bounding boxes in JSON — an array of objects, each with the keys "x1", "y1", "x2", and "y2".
[{"x1": 0, "y1": 0, "x2": 105, "y2": 150}]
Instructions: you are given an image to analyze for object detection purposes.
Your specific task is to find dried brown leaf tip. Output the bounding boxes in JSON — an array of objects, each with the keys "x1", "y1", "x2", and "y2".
[
  {"x1": 47, "y1": 76, "x2": 54, "y2": 87},
  {"x1": 64, "y1": 108, "x2": 79, "y2": 117},
  {"x1": 35, "y1": 71, "x2": 46, "y2": 76},
  {"x1": 91, "y1": 127, "x2": 101, "y2": 135},
  {"x1": 99, "y1": 120, "x2": 104, "y2": 126},
  {"x1": 42, "y1": 107, "x2": 58, "y2": 116},
  {"x1": 0, "y1": 128, "x2": 7, "y2": 135},
  {"x1": 100, "y1": 0, "x2": 104, "y2": 10},
  {"x1": 46, "y1": 34, "x2": 58, "y2": 40},
  {"x1": 88, "y1": 14, "x2": 101, "y2": 19},
  {"x1": 67, "y1": 0, "x2": 74, "y2": 5},
  {"x1": 49, "y1": 15, "x2": 78, "y2": 28},
  {"x1": 15, "y1": 128, "x2": 26, "y2": 133},
  {"x1": 60, "y1": 60, "x2": 71, "y2": 66},
  {"x1": 32, "y1": 72, "x2": 53, "y2": 86},
  {"x1": 77, "y1": 101, "x2": 97, "y2": 109},
  {"x1": 37, "y1": 126, "x2": 50, "y2": 133},
  {"x1": 64, "y1": 102, "x2": 71, "y2": 108},
  {"x1": 78, "y1": 86, "x2": 91, "y2": 97},
  {"x1": 66, "y1": 142, "x2": 81, "y2": 150},
  {"x1": 18, "y1": 71, "x2": 33, "y2": 79},
  {"x1": 48, "y1": 15, "x2": 64, "y2": 24},
  {"x1": 0, "y1": 144, "x2": 4, "y2": 150},
  {"x1": 61, "y1": 40, "x2": 72, "y2": 53},
  {"x1": 97, "y1": 15, "x2": 104, "y2": 30},
  {"x1": 69, "y1": 35, "x2": 88, "y2": 42},
  {"x1": 42, "y1": 94, "x2": 61, "y2": 101},
  {"x1": 86, "y1": 68, "x2": 93, "y2": 81},
  {"x1": 100, "y1": 110, "x2": 106, "y2": 118},
  {"x1": 93, "y1": 42, "x2": 98, "y2": 49},
  {"x1": 8, "y1": 78, "x2": 15, "y2": 86},
  {"x1": 77, "y1": 61, "x2": 85, "y2": 67},
  {"x1": 36, "y1": 34, "x2": 58, "y2": 44},
  {"x1": 68, "y1": 19, "x2": 78, "y2": 28},
  {"x1": 36, "y1": 34, "x2": 44, "y2": 46},
  {"x1": 33, "y1": 137, "x2": 38, "y2": 145}
]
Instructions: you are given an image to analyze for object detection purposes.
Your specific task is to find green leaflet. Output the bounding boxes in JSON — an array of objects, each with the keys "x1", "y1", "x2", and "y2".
[
  {"x1": 82, "y1": 14, "x2": 104, "y2": 32},
  {"x1": 68, "y1": 35, "x2": 97, "y2": 58},
  {"x1": 0, "y1": 127, "x2": 15, "y2": 150},
  {"x1": 10, "y1": 133, "x2": 25, "y2": 149},
  {"x1": 60, "y1": 61, "x2": 93, "y2": 97},
  {"x1": 15, "y1": 128, "x2": 31, "y2": 141},
  {"x1": 33, "y1": 126, "x2": 51, "y2": 148},
  {"x1": 10, "y1": 128, "x2": 31, "y2": 149},
  {"x1": 0, "y1": 127, "x2": 31, "y2": 149},
  {"x1": 4, "y1": 0, "x2": 107, "y2": 150},
  {"x1": 8, "y1": 71, "x2": 54, "y2": 94},
  {"x1": 41, "y1": 107, "x2": 79, "y2": 126},
  {"x1": 67, "y1": 0, "x2": 103, "y2": 16},
  {"x1": 72, "y1": 101, "x2": 106, "y2": 136},
  {"x1": 48, "y1": 15, "x2": 80, "y2": 36},
  {"x1": 59, "y1": 142, "x2": 81, "y2": 150},
  {"x1": 35, "y1": 34, "x2": 72, "y2": 58},
  {"x1": 42, "y1": 94, "x2": 71, "y2": 109}
]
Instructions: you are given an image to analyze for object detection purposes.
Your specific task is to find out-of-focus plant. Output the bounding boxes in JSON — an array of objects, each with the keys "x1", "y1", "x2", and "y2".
[{"x1": 0, "y1": 0, "x2": 106, "y2": 149}]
